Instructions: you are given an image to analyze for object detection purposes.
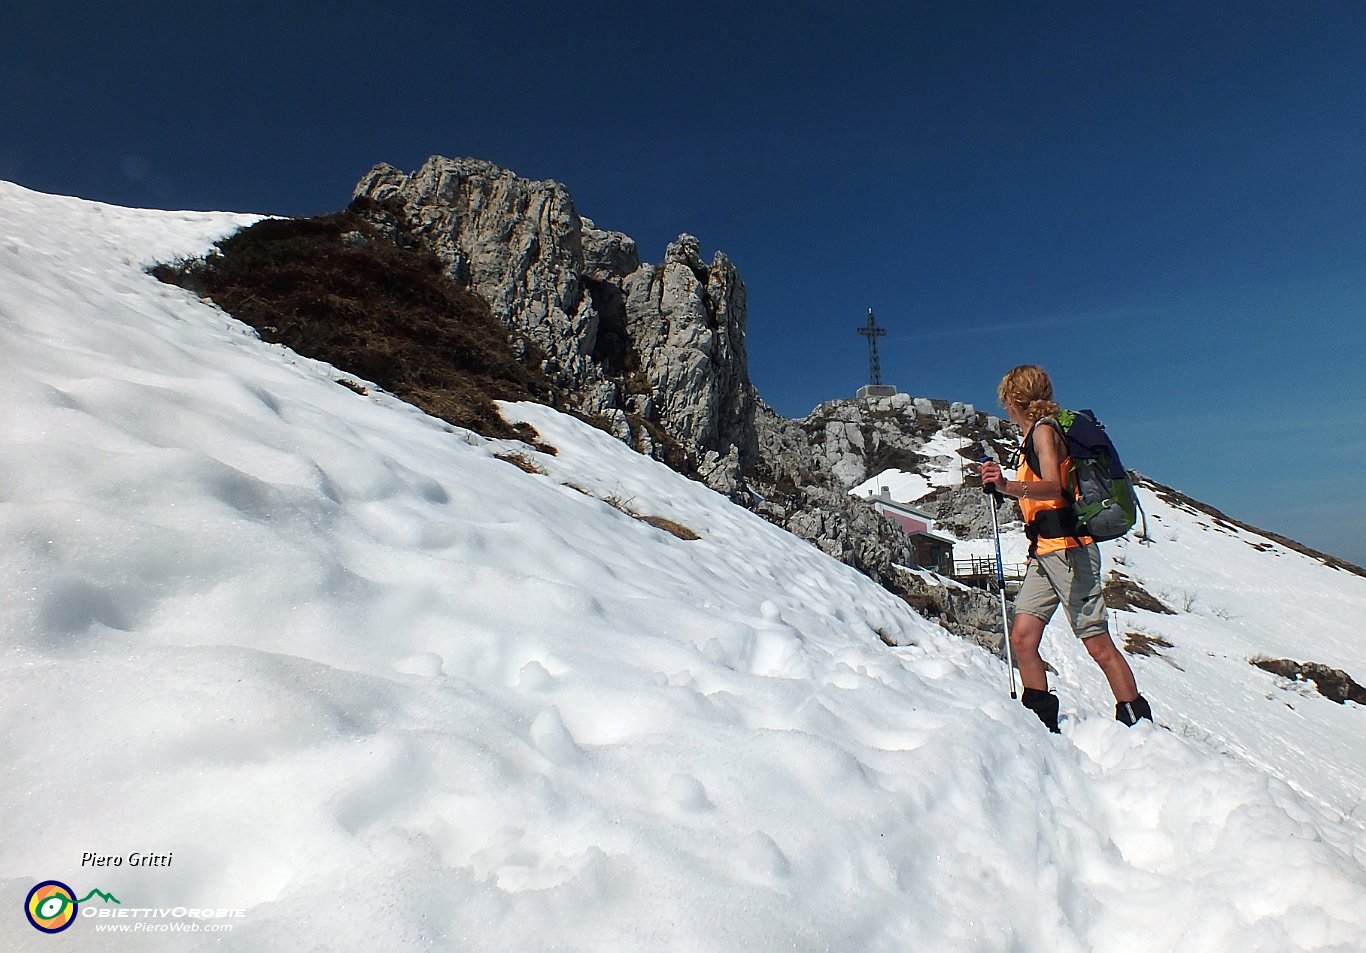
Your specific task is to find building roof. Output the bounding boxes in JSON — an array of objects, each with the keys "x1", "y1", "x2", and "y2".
[{"x1": 867, "y1": 496, "x2": 934, "y2": 521}]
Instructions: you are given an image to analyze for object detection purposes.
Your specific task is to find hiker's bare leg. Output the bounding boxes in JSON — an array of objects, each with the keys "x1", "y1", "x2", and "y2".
[
  {"x1": 1083, "y1": 632, "x2": 1139, "y2": 701},
  {"x1": 1010, "y1": 613, "x2": 1049, "y2": 692}
]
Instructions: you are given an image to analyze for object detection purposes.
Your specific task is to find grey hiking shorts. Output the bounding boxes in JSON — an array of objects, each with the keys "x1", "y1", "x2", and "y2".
[{"x1": 1015, "y1": 543, "x2": 1109, "y2": 639}]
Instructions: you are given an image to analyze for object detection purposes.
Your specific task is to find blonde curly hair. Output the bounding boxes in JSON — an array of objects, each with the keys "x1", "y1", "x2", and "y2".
[{"x1": 997, "y1": 364, "x2": 1061, "y2": 423}]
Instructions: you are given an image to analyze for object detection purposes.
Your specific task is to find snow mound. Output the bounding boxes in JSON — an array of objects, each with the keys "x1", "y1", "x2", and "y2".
[{"x1": 2, "y1": 181, "x2": 1364, "y2": 951}]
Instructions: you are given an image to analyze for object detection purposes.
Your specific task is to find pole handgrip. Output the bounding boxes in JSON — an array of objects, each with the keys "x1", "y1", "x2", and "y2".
[{"x1": 979, "y1": 455, "x2": 1000, "y2": 498}]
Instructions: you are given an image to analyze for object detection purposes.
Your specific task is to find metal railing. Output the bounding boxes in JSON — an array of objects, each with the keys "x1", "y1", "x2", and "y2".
[{"x1": 950, "y1": 556, "x2": 1027, "y2": 587}]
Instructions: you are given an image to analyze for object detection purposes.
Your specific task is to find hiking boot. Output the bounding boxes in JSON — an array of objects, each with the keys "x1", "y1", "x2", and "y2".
[
  {"x1": 1021, "y1": 688, "x2": 1061, "y2": 733},
  {"x1": 1115, "y1": 695, "x2": 1153, "y2": 726}
]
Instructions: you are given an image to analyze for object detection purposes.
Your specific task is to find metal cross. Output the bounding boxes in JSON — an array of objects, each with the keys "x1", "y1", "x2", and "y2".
[{"x1": 857, "y1": 308, "x2": 886, "y2": 385}]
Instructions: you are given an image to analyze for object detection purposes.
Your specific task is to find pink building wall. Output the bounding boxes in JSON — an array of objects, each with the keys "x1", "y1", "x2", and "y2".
[{"x1": 871, "y1": 502, "x2": 930, "y2": 536}]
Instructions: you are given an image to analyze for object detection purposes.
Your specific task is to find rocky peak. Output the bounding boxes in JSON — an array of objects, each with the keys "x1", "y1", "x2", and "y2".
[
  {"x1": 354, "y1": 156, "x2": 755, "y2": 493},
  {"x1": 356, "y1": 157, "x2": 601, "y2": 382}
]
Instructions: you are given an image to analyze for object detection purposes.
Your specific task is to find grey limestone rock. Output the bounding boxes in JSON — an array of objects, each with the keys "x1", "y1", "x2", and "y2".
[
  {"x1": 796, "y1": 396, "x2": 1009, "y2": 495},
  {"x1": 917, "y1": 483, "x2": 1021, "y2": 541},
  {"x1": 356, "y1": 158, "x2": 602, "y2": 386},
  {"x1": 620, "y1": 235, "x2": 755, "y2": 476},
  {"x1": 355, "y1": 157, "x2": 756, "y2": 493},
  {"x1": 580, "y1": 216, "x2": 640, "y2": 279}
]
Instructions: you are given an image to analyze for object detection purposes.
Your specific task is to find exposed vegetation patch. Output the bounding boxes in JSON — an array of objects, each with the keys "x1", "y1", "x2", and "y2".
[
  {"x1": 1123, "y1": 630, "x2": 1173, "y2": 656},
  {"x1": 560, "y1": 487, "x2": 700, "y2": 540},
  {"x1": 634, "y1": 514, "x2": 702, "y2": 541},
  {"x1": 151, "y1": 202, "x2": 558, "y2": 447},
  {"x1": 1104, "y1": 571, "x2": 1175, "y2": 614},
  {"x1": 1251, "y1": 656, "x2": 1366, "y2": 706},
  {"x1": 1123, "y1": 630, "x2": 1176, "y2": 659},
  {"x1": 494, "y1": 452, "x2": 547, "y2": 475},
  {"x1": 602, "y1": 496, "x2": 701, "y2": 540}
]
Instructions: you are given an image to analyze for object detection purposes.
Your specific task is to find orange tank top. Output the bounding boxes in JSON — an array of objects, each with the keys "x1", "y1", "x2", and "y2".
[{"x1": 1018, "y1": 422, "x2": 1091, "y2": 557}]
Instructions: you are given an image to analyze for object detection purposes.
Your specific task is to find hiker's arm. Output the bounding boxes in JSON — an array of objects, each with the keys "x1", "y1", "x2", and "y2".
[{"x1": 1011, "y1": 425, "x2": 1067, "y2": 502}]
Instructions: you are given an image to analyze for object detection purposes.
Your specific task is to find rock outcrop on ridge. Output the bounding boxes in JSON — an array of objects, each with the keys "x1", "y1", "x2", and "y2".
[{"x1": 354, "y1": 158, "x2": 755, "y2": 495}]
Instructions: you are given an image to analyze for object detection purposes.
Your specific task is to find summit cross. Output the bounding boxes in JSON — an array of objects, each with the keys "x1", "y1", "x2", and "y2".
[{"x1": 857, "y1": 308, "x2": 887, "y2": 385}]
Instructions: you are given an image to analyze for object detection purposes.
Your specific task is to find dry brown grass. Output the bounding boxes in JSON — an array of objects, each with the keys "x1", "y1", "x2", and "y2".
[
  {"x1": 335, "y1": 378, "x2": 369, "y2": 396},
  {"x1": 1104, "y1": 571, "x2": 1175, "y2": 614},
  {"x1": 1122, "y1": 630, "x2": 1175, "y2": 657},
  {"x1": 634, "y1": 514, "x2": 702, "y2": 540},
  {"x1": 494, "y1": 452, "x2": 546, "y2": 475},
  {"x1": 151, "y1": 201, "x2": 558, "y2": 448},
  {"x1": 594, "y1": 494, "x2": 700, "y2": 540}
]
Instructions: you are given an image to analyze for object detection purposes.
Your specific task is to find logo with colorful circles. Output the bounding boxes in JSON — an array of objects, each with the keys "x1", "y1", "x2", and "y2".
[
  {"x1": 24, "y1": 881, "x2": 120, "y2": 934},
  {"x1": 25, "y1": 881, "x2": 79, "y2": 934}
]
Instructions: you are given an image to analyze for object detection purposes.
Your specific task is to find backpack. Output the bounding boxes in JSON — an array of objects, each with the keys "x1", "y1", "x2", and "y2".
[{"x1": 1021, "y1": 409, "x2": 1142, "y2": 544}]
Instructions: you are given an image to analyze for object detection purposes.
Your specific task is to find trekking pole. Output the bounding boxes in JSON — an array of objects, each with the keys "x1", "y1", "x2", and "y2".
[{"x1": 981, "y1": 456, "x2": 1018, "y2": 699}]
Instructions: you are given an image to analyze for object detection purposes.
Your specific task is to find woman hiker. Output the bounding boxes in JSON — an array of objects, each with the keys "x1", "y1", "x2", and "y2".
[{"x1": 977, "y1": 364, "x2": 1153, "y2": 732}]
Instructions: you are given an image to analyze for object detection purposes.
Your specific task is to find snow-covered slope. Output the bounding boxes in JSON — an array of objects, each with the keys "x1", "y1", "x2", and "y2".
[
  {"x1": 2, "y1": 181, "x2": 1365, "y2": 952},
  {"x1": 949, "y1": 481, "x2": 1366, "y2": 833}
]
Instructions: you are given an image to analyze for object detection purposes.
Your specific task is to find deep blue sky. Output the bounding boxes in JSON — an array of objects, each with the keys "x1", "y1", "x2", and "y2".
[{"x1": 4, "y1": 1, "x2": 1364, "y2": 565}]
